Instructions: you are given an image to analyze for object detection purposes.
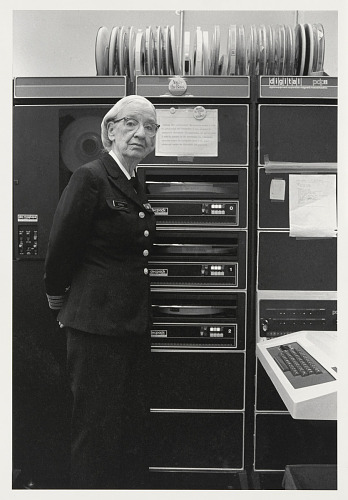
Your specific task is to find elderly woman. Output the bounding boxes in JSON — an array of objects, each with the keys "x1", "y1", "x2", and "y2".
[{"x1": 44, "y1": 95, "x2": 158, "y2": 489}]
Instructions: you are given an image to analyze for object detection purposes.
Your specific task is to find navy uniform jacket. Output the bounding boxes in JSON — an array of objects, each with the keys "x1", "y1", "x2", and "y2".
[{"x1": 44, "y1": 151, "x2": 156, "y2": 337}]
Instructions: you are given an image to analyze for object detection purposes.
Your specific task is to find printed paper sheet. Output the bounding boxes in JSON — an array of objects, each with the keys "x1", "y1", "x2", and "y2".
[
  {"x1": 289, "y1": 174, "x2": 337, "y2": 237},
  {"x1": 155, "y1": 108, "x2": 218, "y2": 157}
]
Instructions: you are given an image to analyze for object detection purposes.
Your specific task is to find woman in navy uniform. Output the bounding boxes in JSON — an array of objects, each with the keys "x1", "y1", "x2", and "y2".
[{"x1": 44, "y1": 95, "x2": 158, "y2": 489}]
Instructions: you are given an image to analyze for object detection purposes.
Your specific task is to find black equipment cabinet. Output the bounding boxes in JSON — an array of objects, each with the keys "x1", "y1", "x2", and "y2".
[
  {"x1": 12, "y1": 74, "x2": 338, "y2": 489},
  {"x1": 254, "y1": 76, "x2": 338, "y2": 475},
  {"x1": 257, "y1": 232, "x2": 337, "y2": 291},
  {"x1": 258, "y1": 104, "x2": 337, "y2": 165},
  {"x1": 13, "y1": 76, "x2": 252, "y2": 489},
  {"x1": 13, "y1": 102, "x2": 70, "y2": 487},
  {"x1": 136, "y1": 75, "x2": 252, "y2": 486},
  {"x1": 254, "y1": 414, "x2": 337, "y2": 471},
  {"x1": 12, "y1": 77, "x2": 126, "y2": 488}
]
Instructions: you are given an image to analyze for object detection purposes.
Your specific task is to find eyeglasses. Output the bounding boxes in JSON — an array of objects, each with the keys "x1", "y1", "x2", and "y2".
[{"x1": 111, "y1": 116, "x2": 160, "y2": 137}]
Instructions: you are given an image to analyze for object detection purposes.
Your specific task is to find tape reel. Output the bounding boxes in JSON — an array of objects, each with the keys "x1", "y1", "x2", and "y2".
[
  {"x1": 315, "y1": 23, "x2": 325, "y2": 72},
  {"x1": 96, "y1": 22, "x2": 326, "y2": 79},
  {"x1": 274, "y1": 25, "x2": 280, "y2": 75},
  {"x1": 258, "y1": 25, "x2": 267, "y2": 76},
  {"x1": 246, "y1": 25, "x2": 256, "y2": 75},
  {"x1": 128, "y1": 26, "x2": 136, "y2": 82},
  {"x1": 162, "y1": 26, "x2": 170, "y2": 75},
  {"x1": 95, "y1": 26, "x2": 110, "y2": 76},
  {"x1": 285, "y1": 25, "x2": 295, "y2": 75},
  {"x1": 145, "y1": 26, "x2": 154, "y2": 75},
  {"x1": 170, "y1": 25, "x2": 181, "y2": 75},
  {"x1": 61, "y1": 116, "x2": 103, "y2": 173},
  {"x1": 189, "y1": 29, "x2": 195, "y2": 75},
  {"x1": 117, "y1": 26, "x2": 127, "y2": 76},
  {"x1": 312, "y1": 24, "x2": 319, "y2": 73},
  {"x1": 295, "y1": 23, "x2": 306, "y2": 76},
  {"x1": 248, "y1": 24, "x2": 259, "y2": 75},
  {"x1": 253, "y1": 25, "x2": 260, "y2": 75},
  {"x1": 154, "y1": 26, "x2": 163, "y2": 75},
  {"x1": 279, "y1": 24, "x2": 286, "y2": 75},
  {"x1": 184, "y1": 31, "x2": 191, "y2": 75},
  {"x1": 135, "y1": 30, "x2": 145, "y2": 77},
  {"x1": 219, "y1": 54, "x2": 228, "y2": 75},
  {"x1": 237, "y1": 25, "x2": 246, "y2": 76},
  {"x1": 273, "y1": 25, "x2": 281, "y2": 75},
  {"x1": 202, "y1": 30, "x2": 210, "y2": 76},
  {"x1": 166, "y1": 26, "x2": 175, "y2": 76},
  {"x1": 194, "y1": 27, "x2": 203, "y2": 75},
  {"x1": 299, "y1": 23, "x2": 306, "y2": 76},
  {"x1": 211, "y1": 25, "x2": 220, "y2": 75},
  {"x1": 267, "y1": 25, "x2": 275, "y2": 75},
  {"x1": 108, "y1": 26, "x2": 119, "y2": 75},
  {"x1": 304, "y1": 23, "x2": 314, "y2": 75},
  {"x1": 123, "y1": 28, "x2": 131, "y2": 79},
  {"x1": 227, "y1": 25, "x2": 237, "y2": 75}
]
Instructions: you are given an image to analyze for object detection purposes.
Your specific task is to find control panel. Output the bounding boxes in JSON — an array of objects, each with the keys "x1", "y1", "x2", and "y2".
[
  {"x1": 259, "y1": 299, "x2": 337, "y2": 338},
  {"x1": 148, "y1": 230, "x2": 246, "y2": 289},
  {"x1": 201, "y1": 202, "x2": 238, "y2": 216},
  {"x1": 149, "y1": 262, "x2": 238, "y2": 286},
  {"x1": 18, "y1": 225, "x2": 38, "y2": 257},
  {"x1": 151, "y1": 322, "x2": 237, "y2": 347},
  {"x1": 151, "y1": 291, "x2": 245, "y2": 349},
  {"x1": 141, "y1": 167, "x2": 248, "y2": 229},
  {"x1": 201, "y1": 264, "x2": 236, "y2": 277},
  {"x1": 200, "y1": 324, "x2": 236, "y2": 339},
  {"x1": 150, "y1": 200, "x2": 239, "y2": 226}
]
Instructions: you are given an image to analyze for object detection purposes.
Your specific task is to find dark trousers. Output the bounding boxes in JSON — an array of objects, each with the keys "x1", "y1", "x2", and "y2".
[{"x1": 66, "y1": 327, "x2": 150, "y2": 489}]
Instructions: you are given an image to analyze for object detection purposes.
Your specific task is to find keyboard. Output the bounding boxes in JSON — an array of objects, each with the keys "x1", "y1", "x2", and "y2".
[
  {"x1": 274, "y1": 343, "x2": 322, "y2": 376},
  {"x1": 267, "y1": 342, "x2": 336, "y2": 389}
]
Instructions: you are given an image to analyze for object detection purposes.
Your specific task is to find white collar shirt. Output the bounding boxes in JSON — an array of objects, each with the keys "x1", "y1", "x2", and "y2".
[{"x1": 108, "y1": 150, "x2": 136, "y2": 180}]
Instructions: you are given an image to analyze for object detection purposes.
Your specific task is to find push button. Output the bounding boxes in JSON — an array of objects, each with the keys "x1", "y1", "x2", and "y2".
[
  {"x1": 144, "y1": 268, "x2": 149, "y2": 275},
  {"x1": 143, "y1": 249, "x2": 149, "y2": 256},
  {"x1": 139, "y1": 211, "x2": 145, "y2": 218},
  {"x1": 144, "y1": 230, "x2": 149, "y2": 237}
]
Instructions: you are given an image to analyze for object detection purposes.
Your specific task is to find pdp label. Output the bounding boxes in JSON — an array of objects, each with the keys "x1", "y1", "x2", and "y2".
[
  {"x1": 152, "y1": 207, "x2": 169, "y2": 216},
  {"x1": 151, "y1": 330, "x2": 168, "y2": 338},
  {"x1": 18, "y1": 214, "x2": 38, "y2": 223},
  {"x1": 149, "y1": 269, "x2": 169, "y2": 277}
]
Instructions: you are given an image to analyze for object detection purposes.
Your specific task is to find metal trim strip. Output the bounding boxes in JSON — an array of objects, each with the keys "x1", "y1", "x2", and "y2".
[
  {"x1": 150, "y1": 408, "x2": 244, "y2": 413},
  {"x1": 14, "y1": 76, "x2": 127, "y2": 99},
  {"x1": 149, "y1": 467, "x2": 244, "y2": 472},
  {"x1": 135, "y1": 75, "x2": 250, "y2": 98}
]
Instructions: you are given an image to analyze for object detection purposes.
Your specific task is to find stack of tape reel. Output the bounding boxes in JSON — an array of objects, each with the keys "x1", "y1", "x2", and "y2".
[
  {"x1": 95, "y1": 23, "x2": 325, "y2": 78},
  {"x1": 96, "y1": 25, "x2": 181, "y2": 81}
]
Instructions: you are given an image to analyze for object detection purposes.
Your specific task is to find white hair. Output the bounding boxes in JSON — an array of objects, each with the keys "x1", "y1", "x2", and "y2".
[{"x1": 101, "y1": 95, "x2": 157, "y2": 150}]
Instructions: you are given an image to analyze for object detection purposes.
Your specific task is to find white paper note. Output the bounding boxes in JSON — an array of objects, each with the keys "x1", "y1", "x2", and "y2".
[
  {"x1": 155, "y1": 108, "x2": 218, "y2": 157},
  {"x1": 289, "y1": 174, "x2": 337, "y2": 238},
  {"x1": 270, "y1": 178, "x2": 286, "y2": 201}
]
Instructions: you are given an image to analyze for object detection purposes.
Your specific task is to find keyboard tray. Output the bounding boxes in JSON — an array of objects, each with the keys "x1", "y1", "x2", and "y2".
[{"x1": 267, "y1": 342, "x2": 336, "y2": 389}]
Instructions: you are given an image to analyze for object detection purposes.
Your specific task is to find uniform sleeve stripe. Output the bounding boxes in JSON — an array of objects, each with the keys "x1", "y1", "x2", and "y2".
[{"x1": 46, "y1": 294, "x2": 65, "y2": 310}]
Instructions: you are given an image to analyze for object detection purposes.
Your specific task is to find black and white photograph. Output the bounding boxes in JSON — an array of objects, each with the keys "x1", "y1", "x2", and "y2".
[{"x1": 4, "y1": 1, "x2": 347, "y2": 496}]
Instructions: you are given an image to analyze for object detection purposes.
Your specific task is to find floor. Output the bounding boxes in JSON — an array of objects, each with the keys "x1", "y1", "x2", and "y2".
[{"x1": 13, "y1": 469, "x2": 285, "y2": 490}]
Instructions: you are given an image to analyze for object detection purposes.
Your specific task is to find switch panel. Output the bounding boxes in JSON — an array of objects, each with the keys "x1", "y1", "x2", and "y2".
[{"x1": 18, "y1": 225, "x2": 38, "y2": 257}]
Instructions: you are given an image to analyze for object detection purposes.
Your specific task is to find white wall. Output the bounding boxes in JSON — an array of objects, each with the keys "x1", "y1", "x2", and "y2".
[
  {"x1": 12, "y1": 10, "x2": 180, "y2": 77},
  {"x1": 12, "y1": 9, "x2": 338, "y2": 77}
]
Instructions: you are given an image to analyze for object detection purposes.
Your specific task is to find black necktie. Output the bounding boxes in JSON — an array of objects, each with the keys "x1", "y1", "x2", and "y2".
[{"x1": 130, "y1": 173, "x2": 138, "y2": 192}]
